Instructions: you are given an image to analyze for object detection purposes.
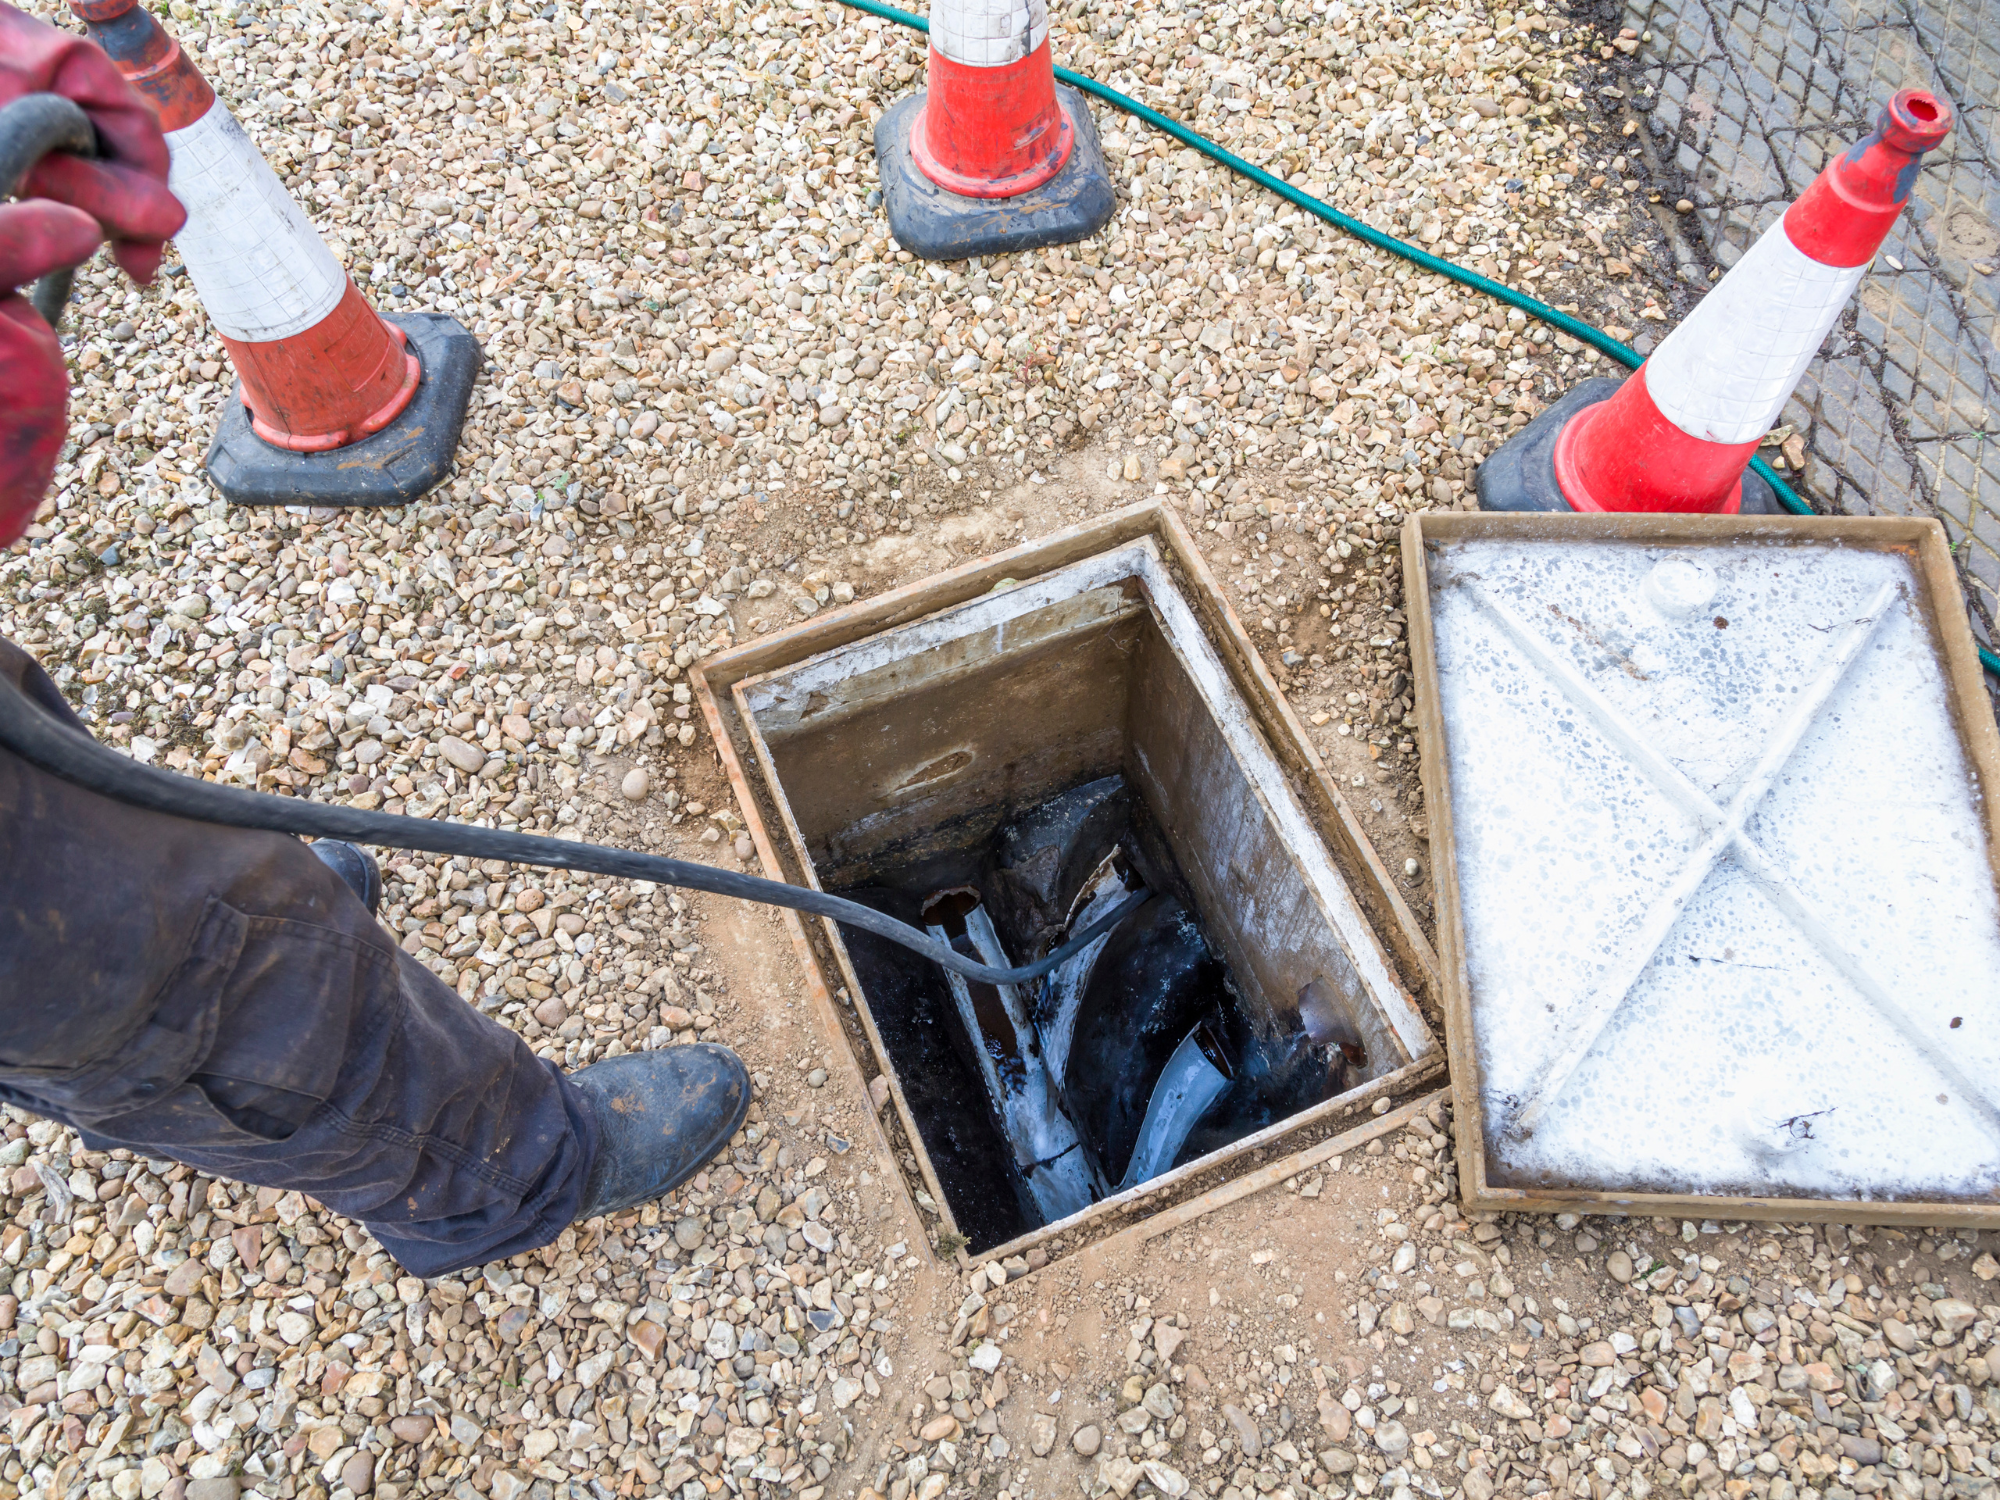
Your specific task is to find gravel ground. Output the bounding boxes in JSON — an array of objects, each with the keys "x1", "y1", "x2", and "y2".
[
  {"x1": 8, "y1": 4, "x2": 1996, "y2": 1500},
  {"x1": 1003, "y1": 1115, "x2": 2000, "y2": 1500}
]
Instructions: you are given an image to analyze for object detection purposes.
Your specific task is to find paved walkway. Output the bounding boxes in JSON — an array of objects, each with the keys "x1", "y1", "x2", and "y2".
[{"x1": 1622, "y1": 0, "x2": 2000, "y2": 647}]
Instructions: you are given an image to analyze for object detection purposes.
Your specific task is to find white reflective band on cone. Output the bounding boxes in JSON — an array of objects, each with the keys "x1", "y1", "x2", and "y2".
[
  {"x1": 930, "y1": 0, "x2": 1050, "y2": 67},
  {"x1": 166, "y1": 104, "x2": 347, "y2": 344},
  {"x1": 1644, "y1": 219, "x2": 1867, "y2": 446}
]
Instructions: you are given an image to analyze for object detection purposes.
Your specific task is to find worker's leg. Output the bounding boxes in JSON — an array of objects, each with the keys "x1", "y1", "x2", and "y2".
[
  {"x1": 64, "y1": 903, "x2": 603, "y2": 1276},
  {"x1": 0, "y1": 639, "x2": 742, "y2": 1274}
]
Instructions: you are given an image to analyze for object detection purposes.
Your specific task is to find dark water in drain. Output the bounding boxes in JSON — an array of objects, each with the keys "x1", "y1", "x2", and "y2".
[{"x1": 832, "y1": 775, "x2": 1360, "y2": 1253}]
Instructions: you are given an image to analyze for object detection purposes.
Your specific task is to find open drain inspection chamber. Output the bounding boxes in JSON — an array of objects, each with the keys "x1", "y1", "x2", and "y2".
[
  {"x1": 1406, "y1": 512, "x2": 2000, "y2": 1229},
  {"x1": 693, "y1": 504, "x2": 1444, "y2": 1267}
]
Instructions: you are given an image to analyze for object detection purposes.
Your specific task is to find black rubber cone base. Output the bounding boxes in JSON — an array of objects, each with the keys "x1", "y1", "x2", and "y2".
[
  {"x1": 205, "y1": 312, "x2": 482, "y2": 508},
  {"x1": 875, "y1": 84, "x2": 1116, "y2": 261},
  {"x1": 1475, "y1": 373, "x2": 1784, "y2": 515}
]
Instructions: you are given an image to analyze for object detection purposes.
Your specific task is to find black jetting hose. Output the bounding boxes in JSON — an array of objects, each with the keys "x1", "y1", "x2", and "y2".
[
  {"x1": 0, "y1": 94, "x2": 97, "y2": 327},
  {"x1": 0, "y1": 672, "x2": 1148, "y2": 985}
]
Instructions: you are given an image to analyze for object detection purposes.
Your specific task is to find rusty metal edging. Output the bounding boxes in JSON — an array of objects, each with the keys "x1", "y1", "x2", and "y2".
[
  {"x1": 694, "y1": 502, "x2": 1450, "y2": 1265},
  {"x1": 721, "y1": 529, "x2": 1437, "y2": 1266}
]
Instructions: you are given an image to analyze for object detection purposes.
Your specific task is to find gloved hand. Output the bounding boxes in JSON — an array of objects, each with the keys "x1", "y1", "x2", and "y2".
[
  {"x1": 1, "y1": 0, "x2": 185, "y2": 546},
  {"x1": 1, "y1": 1, "x2": 184, "y2": 282},
  {"x1": 1, "y1": 200, "x2": 102, "y2": 545}
]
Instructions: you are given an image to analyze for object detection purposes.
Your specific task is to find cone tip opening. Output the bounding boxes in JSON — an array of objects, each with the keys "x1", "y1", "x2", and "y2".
[{"x1": 1883, "y1": 89, "x2": 1953, "y2": 153}]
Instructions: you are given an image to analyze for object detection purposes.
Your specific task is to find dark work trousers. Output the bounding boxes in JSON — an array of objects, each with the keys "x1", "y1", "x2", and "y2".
[{"x1": 0, "y1": 638, "x2": 598, "y2": 1276}]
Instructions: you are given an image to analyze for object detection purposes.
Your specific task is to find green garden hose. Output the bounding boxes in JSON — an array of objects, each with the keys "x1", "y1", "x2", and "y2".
[{"x1": 831, "y1": 0, "x2": 2000, "y2": 680}]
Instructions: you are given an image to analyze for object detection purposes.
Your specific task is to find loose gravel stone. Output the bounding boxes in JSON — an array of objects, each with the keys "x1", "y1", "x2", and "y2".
[
  {"x1": 341, "y1": 1451, "x2": 377, "y2": 1495},
  {"x1": 1031, "y1": 1410, "x2": 1057, "y2": 1456},
  {"x1": 437, "y1": 734, "x2": 487, "y2": 773}
]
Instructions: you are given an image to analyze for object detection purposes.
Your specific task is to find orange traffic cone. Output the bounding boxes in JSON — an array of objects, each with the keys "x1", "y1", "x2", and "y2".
[
  {"x1": 71, "y1": 0, "x2": 480, "y2": 505},
  {"x1": 1479, "y1": 91, "x2": 1952, "y2": 514},
  {"x1": 874, "y1": 0, "x2": 1113, "y2": 259}
]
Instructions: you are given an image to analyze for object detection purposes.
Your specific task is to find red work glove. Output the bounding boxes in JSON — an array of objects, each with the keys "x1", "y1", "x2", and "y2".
[
  {"x1": 1, "y1": 201, "x2": 103, "y2": 545},
  {"x1": 1, "y1": 1, "x2": 184, "y2": 281},
  {"x1": 1, "y1": 0, "x2": 185, "y2": 546}
]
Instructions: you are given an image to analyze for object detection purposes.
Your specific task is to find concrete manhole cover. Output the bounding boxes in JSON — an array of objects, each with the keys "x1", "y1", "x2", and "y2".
[{"x1": 1409, "y1": 513, "x2": 2000, "y2": 1224}]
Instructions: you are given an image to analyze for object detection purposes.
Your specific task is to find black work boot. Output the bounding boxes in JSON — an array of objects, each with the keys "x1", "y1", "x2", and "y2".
[
  {"x1": 570, "y1": 1045, "x2": 751, "y2": 1220},
  {"x1": 310, "y1": 840, "x2": 381, "y2": 916}
]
